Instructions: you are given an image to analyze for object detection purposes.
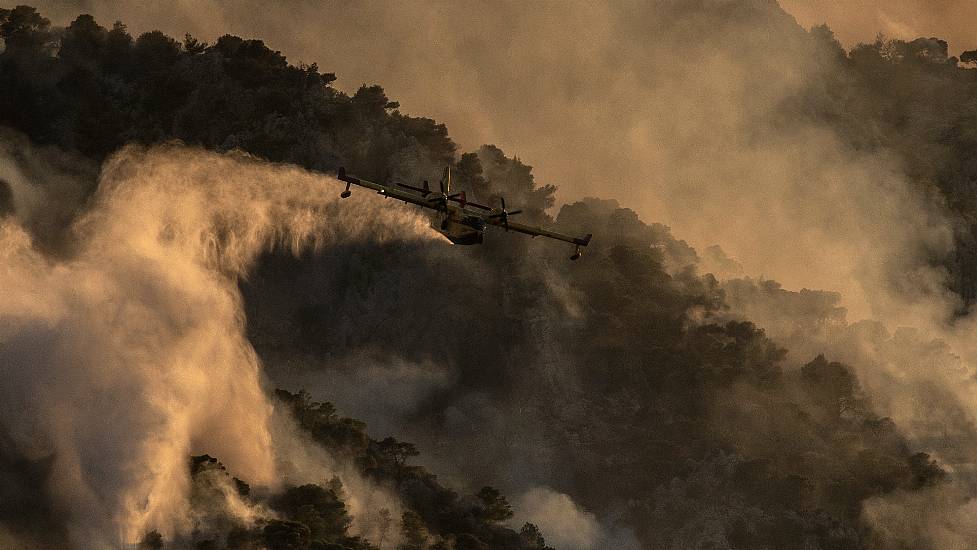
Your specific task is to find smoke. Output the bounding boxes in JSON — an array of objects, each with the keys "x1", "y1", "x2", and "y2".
[
  {"x1": 26, "y1": 0, "x2": 959, "y2": 321},
  {"x1": 862, "y1": 484, "x2": 977, "y2": 550},
  {"x1": 267, "y1": 350, "x2": 455, "y2": 440},
  {"x1": 0, "y1": 528, "x2": 39, "y2": 550},
  {"x1": 717, "y1": 276, "x2": 977, "y2": 546},
  {"x1": 0, "y1": 140, "x2": 435, "y2": 546},
  {"x1": 9, "y1": 2, "x2": 977, "y2": 547},
  {"x1": 0, "y1": 127, "x2": 98, "y2": 251},
  {"x1": 511, "y1": 486, "x2": 639, "y2": 550},
  {"x1": 267, "y1": 408, "x2": 405, "y2": 545},
  {"x1": 781, "y1": 0, "x2": 977, "y2": 54}
]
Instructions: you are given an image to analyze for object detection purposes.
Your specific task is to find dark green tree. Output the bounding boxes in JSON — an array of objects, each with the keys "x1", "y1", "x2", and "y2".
[
  {"x1": 398, "y1": 511, "x2": 428, "y2": 550},
  {"x1": 138, "y1": 530, "x2": 164, "y2": 550},
  {"x1": 264, "y1": 520, "x2": 312, "y2": 550},
  {"x1": 475, "y1": 486, "x2": 513, "y2": 523}
]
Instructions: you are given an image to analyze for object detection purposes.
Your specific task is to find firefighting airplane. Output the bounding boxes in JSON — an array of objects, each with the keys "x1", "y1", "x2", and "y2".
[{"x1": 336, "y1": 166, "x2": 593, "y2": 260}]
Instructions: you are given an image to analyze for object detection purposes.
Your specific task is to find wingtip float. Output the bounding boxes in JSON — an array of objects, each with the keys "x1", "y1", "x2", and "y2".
[{"x1": 336, "y1": 166, "x2": 593, "y2": 261}]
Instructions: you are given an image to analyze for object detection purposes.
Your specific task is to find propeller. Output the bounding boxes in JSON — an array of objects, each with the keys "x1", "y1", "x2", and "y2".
[
  {"x1": 488, "y1": 196, "x2": 522, "y2": 231},
  {"x1": 430, "y1": 177, "x2": 449, "y2": 211},
  {"x1": 431, "y1": 175, "x2": 466, "y2": 211}
]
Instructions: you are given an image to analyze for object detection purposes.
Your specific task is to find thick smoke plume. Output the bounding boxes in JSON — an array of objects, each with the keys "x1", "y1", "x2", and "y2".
[{"x1": 0, "y1": 141, "x2": 434, "y2": 547}]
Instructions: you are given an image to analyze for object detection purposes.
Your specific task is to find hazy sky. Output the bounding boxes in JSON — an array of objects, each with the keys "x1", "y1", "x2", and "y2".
[{"x1": 782, "y1": 0, "x2": 977, "y2": 54}]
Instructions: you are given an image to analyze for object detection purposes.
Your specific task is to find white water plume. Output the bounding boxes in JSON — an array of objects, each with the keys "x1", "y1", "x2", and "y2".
[{"x1": 0, "y1": 143, "x2": 438, "y2": 547}]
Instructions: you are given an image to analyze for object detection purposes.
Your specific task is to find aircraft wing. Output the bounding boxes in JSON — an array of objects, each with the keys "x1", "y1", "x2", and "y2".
[
  {"x1": 337, "y1": 167, "x2": 442, "y2": 210},
  {"x1": 484, "y1": 216, "x2": 593, "y2": 247}
]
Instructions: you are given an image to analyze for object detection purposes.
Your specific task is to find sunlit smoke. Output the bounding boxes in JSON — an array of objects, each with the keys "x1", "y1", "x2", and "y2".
[{"x1": 510, "y1": 486, "x2": 639, "y2": 550}]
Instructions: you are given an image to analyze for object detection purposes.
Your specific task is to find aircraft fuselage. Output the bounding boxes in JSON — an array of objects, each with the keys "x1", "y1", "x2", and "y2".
[{"x1": 436, "y1": 207, "x2": 486, "y2": 244}]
